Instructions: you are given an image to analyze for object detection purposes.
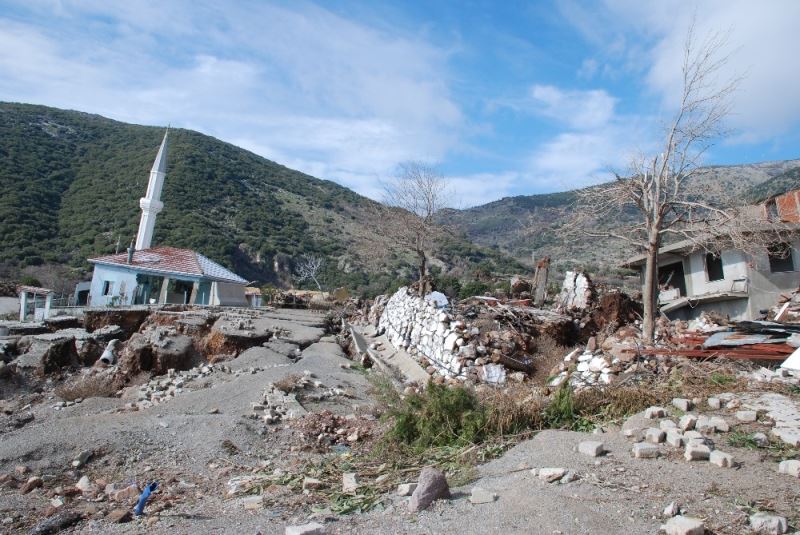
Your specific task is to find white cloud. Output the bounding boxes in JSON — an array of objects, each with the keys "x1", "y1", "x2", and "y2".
[
  {"x1": 0, "y1": 1, "x2": 463, "y2": 200},
  {"x1": 529, "y1": 85, "x2": 617, "y2": 130},
  {"x1": 446, "y1": 172, "x2": 519, "y2": 208},
  {"x1": 563, "y1": 0, "x2": 800, "y2": 142}
]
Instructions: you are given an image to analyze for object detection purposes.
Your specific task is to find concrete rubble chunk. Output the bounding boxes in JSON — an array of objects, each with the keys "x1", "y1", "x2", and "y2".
[
  {"x1": 660, "y1": 419, "x2": 677, "y2": 430},
  {"x1": 777, "y1": 459, "x2": 800, "y2": 478},
  {"x1": 645, "y1": 406, "x2": 667, "y2": 419},
  {"x1": 20, "y1": 476, "x2": 43, "y2": 494},
  {"x1": 632, "y1": 443, "x2": 660, "y2": 459},
  {"x1": 707, "y1": 397, "x2": 721, "y2": 409},
  {"x1": 678, "y1": 414, "x2": 697, "y2": 431},
  {"x1": 578, "y1": 440, "x2": 605, "y2": 457},
  {"x1": 285, "y1": 522, "x2": 326, "y2": 535},
  {"x1": 683, "y1": 430, "x2": 703, "y2": 440},
  {"x1": 709, "y1": 416, "x2": 729, "y2": 432},
  {"x1": 106, "y1": 508, "x2": 132, "y2": 523},
  {"x1": 538, "y1": 467, "x2": 567, "y2": 482},
  {"x1": 661, "y1": 515, "x2": 705, "y2": 535},
  {"x1": 397, "y1": 483, "x2": 417, "y2": 496},
  {"x1": 709, "y1": 450, "x2": 734, "y2": 468},
  {"x1": 645, "y1": 428, "x2": 666, "y2": 444},
  {"x1": 71, "y1": 450, "x2": 92, "y2": 468},
  {"x1": 666, "y1": 429, "x2": 685, "y2": 448},
  {"x1": 735, "y1": 410, "x2": 758, "y2": 423},
  {"x1": 672, "y1": 398, "x2": 692, "y2": 412},
  {"x1": 559, "y1": 471, "x2": 579, "y2": 484},
  {"x1": 75, "y1": 475, "x2": 93, "y2": 492},
  {"x1": 684, "y1": 443, "x2": 711, "y2": 461},
  {"x1": 469, "y1": 486, "x2": 497, "y2": 504},
  {"x1": 749, "y1": 512, "x2": 788, "y2": 534},
  {"x1": 408, "y1": 466, "x2": 450, "y2": 512},
  {"x1": 342, "y1": 473, "x2": 358, "y2": 493}
]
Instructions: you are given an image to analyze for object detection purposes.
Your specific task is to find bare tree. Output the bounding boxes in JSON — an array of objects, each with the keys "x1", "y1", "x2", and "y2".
[
  {"x1": 570, "y1": 24, "x2": 786, "y2": 342},
  {"x1": 381, "y1": 162, "x2": 450, "y2": 293},
  {"x1": 293, "y1": 254, "x2": 324, "y2": 291}
]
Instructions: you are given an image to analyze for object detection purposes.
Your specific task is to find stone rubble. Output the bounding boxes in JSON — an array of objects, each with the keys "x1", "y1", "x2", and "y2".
[{"x1": 749, "y1": 512, "x2": 789, "y2": 535}]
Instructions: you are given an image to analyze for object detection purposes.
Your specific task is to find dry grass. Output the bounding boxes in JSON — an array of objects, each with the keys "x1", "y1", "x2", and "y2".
[
  {"x1": 274, "y1": 373, "x2": 304, "y2": 394},
  {"x1": 480, "y1": 384, "x2": 548, "y2": 435},
  {"x1": 55, "y1": 373, "x2": 119, "y2": 401},
  {"x1": 530, "y1": 335, "x2": 573, "y2": 386}
]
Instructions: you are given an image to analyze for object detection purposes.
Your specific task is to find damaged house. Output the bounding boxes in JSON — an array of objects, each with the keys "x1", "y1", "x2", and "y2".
[
  {"x1": 87, "y1": 130, "x2": 248, "y2": 307},
  {"x1": 624, "y1": 186, "x2": 800, "y2": 321}
]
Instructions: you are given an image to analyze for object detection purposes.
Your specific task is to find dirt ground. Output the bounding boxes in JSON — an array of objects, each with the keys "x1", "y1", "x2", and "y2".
[{"x1": 1, "y1": 309, "x2": 799, "y2": 534}]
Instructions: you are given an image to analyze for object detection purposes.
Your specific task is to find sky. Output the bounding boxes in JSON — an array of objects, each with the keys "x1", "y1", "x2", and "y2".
[{"x1": 1, "y1": 0, "x2": 799, "y2": 207}]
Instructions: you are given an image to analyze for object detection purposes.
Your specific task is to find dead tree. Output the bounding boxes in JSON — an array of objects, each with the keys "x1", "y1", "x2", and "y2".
[
  {"x1": 570, "y1": 24, "x2": 788, "y2": 342},
  {"x1": 293, "y1": 254, "x2": 324, "y2": 291},
  {"x1": 380, "y1": 162, "x2": 449, "y2": 294}
]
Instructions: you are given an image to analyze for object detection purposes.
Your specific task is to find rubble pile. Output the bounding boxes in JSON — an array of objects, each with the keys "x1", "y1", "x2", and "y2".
[
  {"x1": 123, "y1": 364, "x2": 224, "y2": 411},
  {"x1": 375, "y1": 287, "x2": 575, "y2": 385},
  {"x1": 291, "y1": 409, "x2": 375, "y2": 447},
  {"x1": 771, "y1": 287, "x2": 800, "y2": 323}
]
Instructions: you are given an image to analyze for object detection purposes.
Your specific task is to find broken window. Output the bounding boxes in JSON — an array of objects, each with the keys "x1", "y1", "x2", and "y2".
[
  {"x1": 705, "y1": 253, "x2": 724, "y2": 282},
  {"x1": 102, "y1": 281, "x2": 113, "y2": 296},
  {"x1": 768, "y1": 243, "x2": 796, "y2": 273}
]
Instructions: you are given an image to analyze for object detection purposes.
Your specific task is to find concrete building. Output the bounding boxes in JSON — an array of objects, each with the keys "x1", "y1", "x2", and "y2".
[
  {"x1": 88, "y1": 246, "x2": 247, "y2": 306},
  {"x1": 87, "y1": 129, "x2": 248, "y2": 307},
  {"x1": 624, "y1": 188, "x2": 800, "y2": 321}
]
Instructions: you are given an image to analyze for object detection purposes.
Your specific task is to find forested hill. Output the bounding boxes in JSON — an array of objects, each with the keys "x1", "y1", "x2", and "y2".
[{"x1": 0, "y1": 103, "x2": 522, "y2": 294}]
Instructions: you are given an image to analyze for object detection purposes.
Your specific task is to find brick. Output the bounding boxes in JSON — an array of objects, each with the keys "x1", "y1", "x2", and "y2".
[
  {"x1": 684, "y1": 443, "x2": 711, "y2": 461},
  {"x1": 709, "y1": 450, "x2": 734, "y2": 468},
  {"x1": 578, "y1": 440, "x2": 605, "y2": 457},
  {"x1": 666, "y1": 429, "x2": 685, "y2": 448},
  {"x1": 645, "y1": 428, "x2": 666, "y2": 444},
  {"x1": 660, "y1": 419, "x2": 677, "y2": 430},
  {"x1": 632, "y1": 443, "x2": 660, "y2": 459},
  {"x1": 645, "y1": 406, "x2": 667, "y2": 419},
  {"x1": 678, "y1": 414, "x2": 697, "y2": 431}
]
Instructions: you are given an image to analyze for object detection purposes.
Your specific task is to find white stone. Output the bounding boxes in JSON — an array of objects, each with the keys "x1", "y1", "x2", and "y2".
[
  {"x1": 632, "y1": 443, "x2": 660, "y2": 459},
  {"x1": 75, "y1": 476, "x2": 93, "y2": 492},
  {"x1": 588, "y1": 356, "x2": 606, "y2": 372},
  {"x1": 342, "y1": 472, "x2": 358, "y2": 493},
  {"x1": 666, "y1": 429, "x2": 685, "y2": 448},
  {"x1": 644, "y1": 406, "x2": 667, "y2": 419},
  {"x1": 538, "y1": 468, "x2": 567, "y2": 483},
  {"x1": 684, "y1": 443, "x2": 711, "y2": 461},
  {"x1": 735, "y1": 410, "x2": 758, "y2": 423},
  {"x1": 660, "y1": 419, "x2": 677, "y2": 430},
  {"x1": 707, "y1": 397, "x2": 721, "y2": 409},
  {"x1": 578, "y1": 440, "x2": 605, "y2": 457},
  {"x1": 683, "y1": 430, "x2": 703, "y2": 440},
  {"x1": 778, "y1": 459, "x2": 800, "y2": 478},
  {"x1": 285, "y1": 522, "x2": 326, "y2": 535},
  {"x1": 661, "y1": 515, "x2": 705, "y2": 535},
  {"x1": 663, "y1": 501, "x2": 680, "y2": 518},
  {"x1": 672, "y1": 398, "x2": 692, "y2": 412},
  {"x1": 695, "y1": 416, "x2": 715, "y2": 433},
  {"x1": 709, "y1": 450, "x2": 734, "y2": 468},
  {"x1": 749, "y1": 512, "x2": 788, "y2": 534},
  {"x1": 469, "y1": 486, "x2": 497, "y2": 504},
  {"x1": 709, "y1": 416, "x2": 729, "y2": 432},
  {"x1": 678, "y1": 414, "x2": 697, "y2": 431},
  {"x1": 645, "y1": 428, "x2": 665, "y2": 444}
]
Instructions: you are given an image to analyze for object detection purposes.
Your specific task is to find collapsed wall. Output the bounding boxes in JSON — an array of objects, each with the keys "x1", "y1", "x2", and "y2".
[{"x1": 378, "y1": 287, "x2": 506, "y2": 384}]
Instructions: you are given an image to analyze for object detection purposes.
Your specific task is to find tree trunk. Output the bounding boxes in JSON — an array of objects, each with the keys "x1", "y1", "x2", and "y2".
[
  {"x1": 642, "y1": 241, "x2": 660, "y2": 343},
  {"x1": 417, "y1": 250, "x2": 427, "y2": 284}
]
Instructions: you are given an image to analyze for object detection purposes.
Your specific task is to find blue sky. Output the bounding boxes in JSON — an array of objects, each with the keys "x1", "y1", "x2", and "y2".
[{"x1": 1, "y1": 0, "x2": 799, "y2": 206}]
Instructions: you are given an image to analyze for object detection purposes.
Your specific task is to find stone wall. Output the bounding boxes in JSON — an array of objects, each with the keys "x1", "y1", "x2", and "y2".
[{"x1": 377, "y1": 287, "x2": 505, "y2": 383}]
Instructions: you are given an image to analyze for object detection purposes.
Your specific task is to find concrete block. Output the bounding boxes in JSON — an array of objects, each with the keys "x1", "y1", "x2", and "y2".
[
  {"x1": 632, "y1": 443, "x2": 660, "y2": 459},
  {"x1": 678, "y1": 414, "x2": 697, "y2": 431},
  {"x1": 538, "y1": 468, "x2": 567, "y2": 483},
  {"x1": 661, "y1": 515, "x2": 705, "y2": 535},
  {"x1": 707, "y1": 397, "x2": 721, "y2": 409},
  {"x1": 672, "y1": 398, "x2": 692, "y2": 412},
  {"x1": 578, "y1": 440, "x2": 605, "y2": 457},
  {"x1": 645, "y1": 427, "x2": 666, "y2": 444},
  {"x1": 709, "y1": 416, "x2": 729, "y2": 432},
  {"x1": 684, "y1": 443, "x2": 711, "y2": 461},
  {"x1": 660, "y1": 419, "x2": 677, "y2": 430},
  {"x1": 709, "y1": 450, "x2": 734, "y2": 468},
  {"x1": 666, "y1": 429, "x2": 685, "y2": 448},
  {"x1": 683, "y1": 430, "x2": 703, "y2": 440},
  {"x1": 469, "y1": 486, "x2": 497, "y2": 504},
  {"x1": 645, "y1": 406, "x2": 667, "y2": 419}
]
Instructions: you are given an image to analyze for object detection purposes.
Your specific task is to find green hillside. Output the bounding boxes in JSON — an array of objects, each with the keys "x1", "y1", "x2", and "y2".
[{"x1": 0, "y1": 103, "x2": 522, "y2": 295}]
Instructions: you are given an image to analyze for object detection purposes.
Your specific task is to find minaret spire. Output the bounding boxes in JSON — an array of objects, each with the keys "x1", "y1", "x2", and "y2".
[{"x1": 135, "y1": 129, "x2": 169, "y2": 250}]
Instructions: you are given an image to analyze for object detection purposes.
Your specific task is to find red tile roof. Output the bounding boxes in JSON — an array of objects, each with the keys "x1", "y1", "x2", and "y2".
[{"x1": 89, "y1": 246, "x2": 246, "y2": 284}]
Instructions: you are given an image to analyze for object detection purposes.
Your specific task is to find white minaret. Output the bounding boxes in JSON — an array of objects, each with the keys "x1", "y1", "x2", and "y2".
[{"x1": 135, "y1": 129, "x2": 169, "y2": 250}]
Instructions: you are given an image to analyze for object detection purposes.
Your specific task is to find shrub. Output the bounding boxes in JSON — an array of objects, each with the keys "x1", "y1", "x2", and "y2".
[{"x1": 387, "y1": 383, "x2": 488, "y2": 448}]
